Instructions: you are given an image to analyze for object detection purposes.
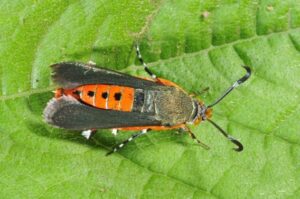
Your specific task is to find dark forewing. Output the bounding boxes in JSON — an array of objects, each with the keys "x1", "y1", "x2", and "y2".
[
  {"x1": 51, "y1": 62, "x2": 158, "y2": 89},
  {"x1": 44, "y1": 96, "x2": 161, "y2": 130}
]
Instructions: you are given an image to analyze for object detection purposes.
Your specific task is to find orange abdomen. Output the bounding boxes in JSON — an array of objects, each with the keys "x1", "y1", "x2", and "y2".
[{"x1": 59, "y1": 84, "x2": 135, "y2": 112}]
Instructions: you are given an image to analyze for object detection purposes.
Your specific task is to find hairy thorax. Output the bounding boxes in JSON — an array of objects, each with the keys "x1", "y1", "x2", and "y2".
[{"x1": 142, "y1": 86, "x2": 195, "y2": 126}]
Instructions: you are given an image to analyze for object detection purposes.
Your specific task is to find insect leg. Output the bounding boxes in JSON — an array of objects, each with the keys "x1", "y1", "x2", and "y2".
[
  {"x1": 81, "y1": 129, "x2": 97, "y2": 139},
  {"x1": 195, "y1": 87, "x2": 210, "y2": 96},
  {"x1": 181, "y1": 126, "x2": 210, "y2": 150},
  {"x1": 106, "y1": 129, "x2": 148, "y2": 155},
  {"x1": 87, "y1": 60, "x2": 96, "y2": 66},
  {"x1": 191, "y1": 87, "x2": 210, "y2": 97},
  {"x1": 175, "y1": 128, "x2": 186, "y2": 135},
  {"x1": 135, "y1": 44, "x2": 157, "y2": 80}
]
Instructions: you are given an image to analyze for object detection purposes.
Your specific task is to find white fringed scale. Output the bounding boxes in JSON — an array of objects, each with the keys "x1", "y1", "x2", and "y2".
[
  {"x1": 81, "y1": 129, "x2": 93, "y2": 139},
  {"x1": 111, "y1": 129, "x2": 118, "y2": 136}
]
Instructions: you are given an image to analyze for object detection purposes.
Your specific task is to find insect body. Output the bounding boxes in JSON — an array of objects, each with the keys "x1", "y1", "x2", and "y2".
[{"x1": 44, "y1": 46, "x2": 251, "y2": 154}]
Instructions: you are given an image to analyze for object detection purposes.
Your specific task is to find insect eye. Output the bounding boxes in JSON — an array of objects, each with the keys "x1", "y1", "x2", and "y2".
[
  {"x1": 102, "y1": 92, "x2": 108, "y2": 99},
  {"x1": 114, "y1": 93, "x2": 122, "y2": 101},
  {"x1": 87, "y1": 91, "x2": 95, "y2": 97}
]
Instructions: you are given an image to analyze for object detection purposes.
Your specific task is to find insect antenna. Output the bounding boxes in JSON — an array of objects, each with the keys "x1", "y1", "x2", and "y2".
[
  {"x1": 205, "y1": 66, "x2": 251, "y2": 152},
  {"x1": 207, "y1": 119, "x2": 243, "y2": 151},
  {"x1": 207, "y1": 66, "x2": 251, "y2": 108}
]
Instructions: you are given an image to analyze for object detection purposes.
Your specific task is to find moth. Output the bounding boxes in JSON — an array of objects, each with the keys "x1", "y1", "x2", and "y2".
[{"x1": 44, "y1": 45, "x2": 251, "y2": 154}]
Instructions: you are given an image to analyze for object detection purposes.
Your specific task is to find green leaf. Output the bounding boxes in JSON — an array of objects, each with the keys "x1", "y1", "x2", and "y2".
[{"x1": 1, "y1": 0, "x2": 300, "y2": 198}]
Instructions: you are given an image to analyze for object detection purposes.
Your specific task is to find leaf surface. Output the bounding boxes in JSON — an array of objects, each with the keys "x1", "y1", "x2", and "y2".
[{"x1": 0, "y1": 1, "x2": 300, "y2": 198}]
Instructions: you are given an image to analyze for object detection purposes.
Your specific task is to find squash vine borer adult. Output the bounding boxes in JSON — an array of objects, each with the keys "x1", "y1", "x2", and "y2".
[{"x1": 44, "y1": 45, "x2": 251, "y2": 155}]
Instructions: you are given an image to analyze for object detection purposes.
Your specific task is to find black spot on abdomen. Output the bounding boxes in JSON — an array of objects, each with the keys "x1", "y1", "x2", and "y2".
[
  {"x1": 114, "y1": 92, "x2": 122, "y2": 101},
  {"x1": 102, "y1": 92, "x2": 108, "y2": 99},
  {"x1": 87, "y1": 91, "x2": 95, "y2": 97}
]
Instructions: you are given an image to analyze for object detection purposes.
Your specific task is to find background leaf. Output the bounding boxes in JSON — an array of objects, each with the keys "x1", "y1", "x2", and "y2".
[{"x1": 1, "y1": 0, "x2": 300, "y2": 198}]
